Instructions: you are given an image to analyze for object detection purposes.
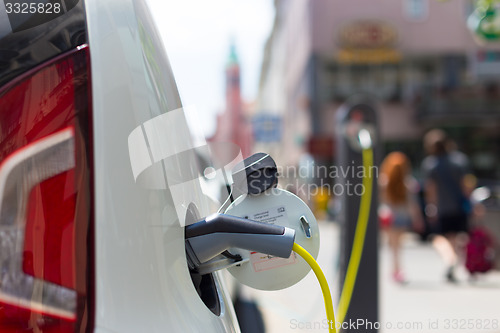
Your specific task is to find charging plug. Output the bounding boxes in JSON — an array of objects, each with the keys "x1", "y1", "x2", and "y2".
[{"x1": 185, "y1": 213, "x2": 295, "y2": 270}]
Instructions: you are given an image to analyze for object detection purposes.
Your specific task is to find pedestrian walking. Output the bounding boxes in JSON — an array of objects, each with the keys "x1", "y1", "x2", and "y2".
[
  {"x1": 380, "y1": 152, "x2": 423, "y2": 283},
  {"x1": 422, "y1": 129, "x2": 471, "y2": 282}
]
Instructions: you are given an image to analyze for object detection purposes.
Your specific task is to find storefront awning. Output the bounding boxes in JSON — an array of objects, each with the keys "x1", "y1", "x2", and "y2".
[{"x1": 337, "y1": 48, "x2": 401, "y2": 64}]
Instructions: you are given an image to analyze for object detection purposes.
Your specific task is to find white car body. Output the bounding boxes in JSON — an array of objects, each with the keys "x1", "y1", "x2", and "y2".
[{"x1": 88, "y1": 0, "x2": 239, "y2": 331}]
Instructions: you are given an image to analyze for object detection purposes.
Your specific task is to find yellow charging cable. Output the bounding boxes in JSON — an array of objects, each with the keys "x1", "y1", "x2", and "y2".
[
  {"x1": 293, "y1": 243, "x2": 337, "y2": 333},
  {"x1": 337, "y1": 146, "x2": 374, "y2": 325},
  {"x1": 292, "y1": 133, "x2": 373, "y2": 333}
]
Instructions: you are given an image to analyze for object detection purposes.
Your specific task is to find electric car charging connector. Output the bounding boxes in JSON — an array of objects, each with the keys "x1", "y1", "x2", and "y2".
[
  {"x1": 185, "y1": 213, "x2": 296, "y2": 269},
  {"x1": 184, "y1": 138, "x2": 374, "y2": 333}
]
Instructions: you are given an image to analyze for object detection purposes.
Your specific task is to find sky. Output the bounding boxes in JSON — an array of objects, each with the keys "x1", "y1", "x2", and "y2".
[{"x1": 147, "y1": 0, "x2": 275, "y2": 137}]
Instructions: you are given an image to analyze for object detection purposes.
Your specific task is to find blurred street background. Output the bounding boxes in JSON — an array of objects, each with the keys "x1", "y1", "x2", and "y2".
[
  {"x1": 151, "y1": 0, "x2": 500, "y2": 332},
  {"x1": 243, "y1": 220, "x2": 500, "y2": 333}
]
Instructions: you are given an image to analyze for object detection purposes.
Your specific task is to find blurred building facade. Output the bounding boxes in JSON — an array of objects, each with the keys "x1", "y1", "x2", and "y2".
[
  {"x1": 254, "y1": 0, "x2": 312, "y2": 171},
  {"x1": 256, "y1": 0, "x2": 500, "y2": 181}
]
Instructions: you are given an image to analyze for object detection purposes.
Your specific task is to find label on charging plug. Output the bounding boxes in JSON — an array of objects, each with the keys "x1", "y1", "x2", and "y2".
[
  {"x1": 250, "y1": 251, "x2": 297, "y2": 272},
  {"x1": 247, "y1": 206, "x2": 298, "y2": 272},
  {"x1": 248, "y1": 205, "x2": 287, "y2": 225}
]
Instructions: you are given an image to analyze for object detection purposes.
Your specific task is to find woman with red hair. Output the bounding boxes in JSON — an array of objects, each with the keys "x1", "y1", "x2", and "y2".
[{"x1": 379, "y1": 152, "x2": 423, "y2": 283}]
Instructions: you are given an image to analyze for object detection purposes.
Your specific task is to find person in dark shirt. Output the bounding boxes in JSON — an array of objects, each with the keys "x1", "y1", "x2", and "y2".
[{"x1": 422, "y1": 129, "x2": 470, "y2": 282}]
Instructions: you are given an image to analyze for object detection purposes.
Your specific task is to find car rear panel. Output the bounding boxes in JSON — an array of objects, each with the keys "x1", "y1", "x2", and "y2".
[{"x1": 0, "y1": 2, "x2": 93, "y2": 331}]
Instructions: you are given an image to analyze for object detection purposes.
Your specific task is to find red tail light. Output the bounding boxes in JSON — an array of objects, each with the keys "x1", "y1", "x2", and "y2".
[{"x1": 0, "y1": 47, "x2": 93, "y2": 332}]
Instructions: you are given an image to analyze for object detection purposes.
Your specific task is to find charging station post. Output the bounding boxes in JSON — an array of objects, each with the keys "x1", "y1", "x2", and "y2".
[{"x1": 336, "y1": 99, "x2": 379, "y2": 332}]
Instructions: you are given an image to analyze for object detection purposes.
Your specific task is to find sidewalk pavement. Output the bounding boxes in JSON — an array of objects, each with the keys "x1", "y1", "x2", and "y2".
[{"x1": 242, "y1": 220, "x2": 500, "y2": 333}]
